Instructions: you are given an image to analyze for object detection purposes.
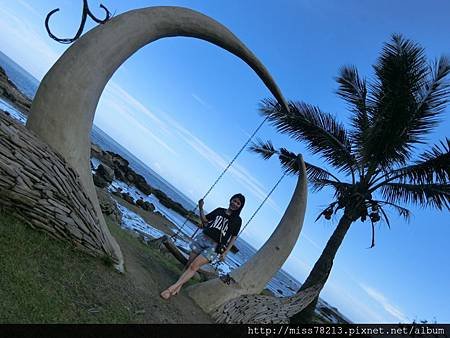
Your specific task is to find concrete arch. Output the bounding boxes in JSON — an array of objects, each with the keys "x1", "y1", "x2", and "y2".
[{"x1": 27, "y1": 6, "x2": 305, "y2": 301}]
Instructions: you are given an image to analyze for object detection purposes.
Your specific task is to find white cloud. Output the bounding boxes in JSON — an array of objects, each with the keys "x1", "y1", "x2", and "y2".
[
  {"x1": 0, "y1": 5, "x2": 60, "y2": 78},
  {"x1": 106, "y1": 82, "x2": 173, "y2": 137},
  {"x1": 157, "y1": 109, "x2": 283, "y2": 211},
  {"x1": 99, "y1": 83, "x2": 178, "y2": 156},
  {"x1": 278, "y1": 255, "x2": 388, "y2": 323},
  {"x1": 191, "y1": 93, "x2": 212, "y2": 110},
  {"x1": 16, "y1": 0, "x2": 41, "y2": 18},
  {"x1": 284, "y1": 255, "x2": 312, "y2": 277},
  {"x1": 238, "y1": 127, "x2": 252, "y2": 139},
  {"x1": 301, "y1": 233, "x2": 323, "y2": 251},
  {"x1": 324, "y1": 282, "x2": 387, "y2": 323},
  {"x1": 359, "y1": 283, "x2": 409, "y2": 323}
]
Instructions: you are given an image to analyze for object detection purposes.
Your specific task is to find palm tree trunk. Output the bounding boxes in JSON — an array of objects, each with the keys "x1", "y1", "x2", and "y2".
[{"x1": 290, "y1": 212, "x2": 354, "y2": 323}]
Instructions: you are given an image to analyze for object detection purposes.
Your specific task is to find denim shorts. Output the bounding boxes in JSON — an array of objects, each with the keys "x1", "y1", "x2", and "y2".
[{"x1": 189, "y1": 232, "x2": 219, "y2": 262}]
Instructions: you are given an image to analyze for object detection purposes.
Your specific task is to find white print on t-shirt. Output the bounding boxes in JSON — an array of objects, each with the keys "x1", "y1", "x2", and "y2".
[{"x1": 209, "y1": 215, "x2": 228, "y2": 238}]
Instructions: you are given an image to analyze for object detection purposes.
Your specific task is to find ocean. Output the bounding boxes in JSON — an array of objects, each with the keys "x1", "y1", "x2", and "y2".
[
  {"x1": 0, "y1": 50, "x2": 302, "y2": 298},
  {"x1": 0, "y1": 51, "x2": 39, "y2": 99}
]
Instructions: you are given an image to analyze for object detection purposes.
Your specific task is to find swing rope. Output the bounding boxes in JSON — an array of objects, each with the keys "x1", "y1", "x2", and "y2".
[
  {"x1": 238, "y1": 170, "x2": 288, "y2": 237},
  {"x1": 236, "y1": 156, "x2": 295, "y2": 237},
  {"x1": 170, "y1": 115, "x2": 270, "y2": 240},
  {"x1": 206, "y1": 169, "x2": 289, "y2": 273}
]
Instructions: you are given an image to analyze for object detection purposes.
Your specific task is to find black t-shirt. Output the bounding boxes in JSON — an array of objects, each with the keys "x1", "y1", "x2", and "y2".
[{"x1": 202, "y1": 208, "x2": 242, "y2": 245}]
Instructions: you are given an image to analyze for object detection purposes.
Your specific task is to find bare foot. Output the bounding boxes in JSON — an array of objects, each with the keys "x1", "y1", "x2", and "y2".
[
  {"x1": 171, "y1": 286, "x2": 180, "y2": 296},
  {"x1": 160, "y1": 288, "x2": 172, "y2": 300}
]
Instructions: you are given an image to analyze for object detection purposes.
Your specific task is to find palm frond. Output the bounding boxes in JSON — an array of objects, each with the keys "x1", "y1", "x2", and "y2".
[
  {"x1": 375, "y1": 138, "x2": 450, "y2": 186},
  {"x1": 336, "y1": 66, "x2": 368, "y2": 114},
  {"x1": 314, "y1": 201, "x2": 338, "y2": 222},
  {"x1": 372, "y1": 199, "x2": 412, "y2": 222},
  {"x1": 409, "y1": 57, "x2": 450, "y2": 140},
  {"x1": 336, "y1": 66, "x2": 371, "y2": 159},
  {"x1": 259, "y1": 98, "x2": 357, "y2": 175},
  {"x1": 364, "y1": 34, "x2": 450, "y2": 168},
  {"x1": 249, "y1": 139, "x2": 277, "y2": 160},
  {"x1": 377, "y1": 201, "x2": 411, "y2": 222},
  {"x1": 381, "y1": 182, "x2": 450, "y2": 210},
  {"x1": 305, "y1": 160, "x2": 340, "y2": 182},
  {"x1": 249, "y1": 141, "x2": 341, "y2": 184},
  {"x1": 276, "y1": 147, "x2": 299, "y2": 175},
  {"x1": 309, "y1": 179, "x2": 352, "y2": 194},
  {"x1": 377, "y1": 204, "x2": 391, "y2": 228},
  {"x1": 277, "y1": 148, "x2": 340, "y2": 182}
]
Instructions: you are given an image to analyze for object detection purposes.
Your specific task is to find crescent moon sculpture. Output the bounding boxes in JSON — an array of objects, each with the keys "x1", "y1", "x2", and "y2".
[{"x1": 27, "y1": 6, "x2": 306, "y2": 309}]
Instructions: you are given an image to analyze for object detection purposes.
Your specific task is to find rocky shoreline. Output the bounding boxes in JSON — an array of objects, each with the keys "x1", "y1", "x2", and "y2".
[
  {"x1": 90, "y1": 146, "x2": 241, "y2": 255},
  {"x1": 0, "y1": 66, "x2": 31, "y2": 114},
  {"x1": 90, "y1": 143, "x2": 202, "y2": 227}
]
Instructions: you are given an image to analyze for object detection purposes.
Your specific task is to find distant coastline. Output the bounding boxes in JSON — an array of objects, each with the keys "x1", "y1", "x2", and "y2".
[{"x1": 0, "y1": 50, "x2": 39, "y2": 99}]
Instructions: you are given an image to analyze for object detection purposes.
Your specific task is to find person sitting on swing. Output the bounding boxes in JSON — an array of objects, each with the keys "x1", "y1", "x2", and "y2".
[{"x1": 160, "y1": 193, "x2": 245, "y2": 300}]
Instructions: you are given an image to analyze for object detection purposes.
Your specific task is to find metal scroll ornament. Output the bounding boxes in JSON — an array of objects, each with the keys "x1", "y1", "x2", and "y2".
[{"x1": 45, "y1": 0, "x2": 112, "y2": 44}]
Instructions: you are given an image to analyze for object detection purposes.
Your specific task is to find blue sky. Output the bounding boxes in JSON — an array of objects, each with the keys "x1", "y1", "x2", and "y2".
[{"x1": 1, "y1": 0, "x2": 449, "y2": 323}]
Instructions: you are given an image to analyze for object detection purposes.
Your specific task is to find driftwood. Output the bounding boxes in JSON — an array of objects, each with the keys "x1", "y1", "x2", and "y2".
[
  {"x1": 162, "y1": 236, "x2": 189, "y2": 265},
  {"x1": 153, "y1": 235, "x2": 218, "y2": 280},
  {"x1": 211, "y1": 283, "x2": 323, "y2": 324},
  {"x1": 0, "y1": 110, "x2": 117, "y2": 261}
]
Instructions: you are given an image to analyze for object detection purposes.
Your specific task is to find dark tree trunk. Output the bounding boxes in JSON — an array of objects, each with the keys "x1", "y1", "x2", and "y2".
[{"x1": 290, "y1": 211, "x2": 355, "y2": 323}]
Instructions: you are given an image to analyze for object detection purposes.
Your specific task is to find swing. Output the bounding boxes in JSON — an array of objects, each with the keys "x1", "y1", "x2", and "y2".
[
  {"x1": 164, "y1": 174, "x2": 289, "y2": 274},
  {"x1": 162, "y1": 115, "x2": 292, "y2": 272}
]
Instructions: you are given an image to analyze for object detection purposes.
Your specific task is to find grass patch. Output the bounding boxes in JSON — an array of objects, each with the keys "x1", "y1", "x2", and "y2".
[
  {"x1": 0, "y1": 210, "x2": 199, "y2": 323},
  {"x1": 0, "y1": 211, "x2": 131, "y2": 323},
  {"x1": 106, "y1": 214, "x2": 202, "y2": 286}
]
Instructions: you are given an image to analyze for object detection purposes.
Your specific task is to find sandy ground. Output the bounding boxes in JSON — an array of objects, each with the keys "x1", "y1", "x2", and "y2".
[
  {"x1": 99, "y1": 190, "x2": 213, "y2": 323},
  {"x1": 112, "y1": 219, "x2": 213, "y2": 323}
]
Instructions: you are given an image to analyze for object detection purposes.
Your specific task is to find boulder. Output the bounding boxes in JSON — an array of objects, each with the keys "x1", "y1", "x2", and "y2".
[
  {"x1": 90, "y1": 143, "x2": 103, "y2": 158},
  {"x1": 96, "y1": 187, "x2": 122, "y2": 224},
  {"x1": 96, "y1": 163, "x2": 115, "y2": 183},
  {"x1": 109, "y1": 152, "x2": 129, "y2": 170},
  {"x1": 135, "y1": 174, "x2": 153, "y2": 195},
  {"x1": 121, "y1": 192, "x2": 135, "y2": 204},
  {"x1": 126, "y1": 172, "x2": 135, "y2": 183},
  {"x1": 93, "y1": 173, "x2": 109, "y2": 188},
  {"x1": 112, "y1": 189, "x2": 122, "y2": 197},
  {"x1": 113, "y1": 167, "x2": 124, "y2": 181},
  {"x1": 102, "y1": 152, "x2": 114, "y2": 167},
  {"x1": 136, "y1": 198, "x2": 145, "y2": 207},
  {"x1": 0, "y1": 66, "x2": 31, "y2": 114},
  {"x1": 260, "y1": 289, "x2": 275, "y2": 297},
  {"x1": 142, "y1": 201, "x2": 155, "y2": 212}
]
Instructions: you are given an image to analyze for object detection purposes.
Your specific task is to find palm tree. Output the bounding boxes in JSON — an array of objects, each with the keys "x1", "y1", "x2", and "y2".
[{"x1": 250, "y1": 34, "x2": 450, "y2": 323}]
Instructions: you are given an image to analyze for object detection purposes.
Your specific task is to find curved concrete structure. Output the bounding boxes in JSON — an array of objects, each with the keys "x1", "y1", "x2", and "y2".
[
  {"x1": 187, "y1": 156, "x2": 307, "y2": 312},
  {"x1": 26, "y1": 6, "x2": 296, "y2": 289}
]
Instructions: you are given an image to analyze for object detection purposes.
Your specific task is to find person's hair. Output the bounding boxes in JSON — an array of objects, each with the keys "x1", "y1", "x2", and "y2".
[{"x1": 229, "y1": 193, "x2": 245, "y2": 218}]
